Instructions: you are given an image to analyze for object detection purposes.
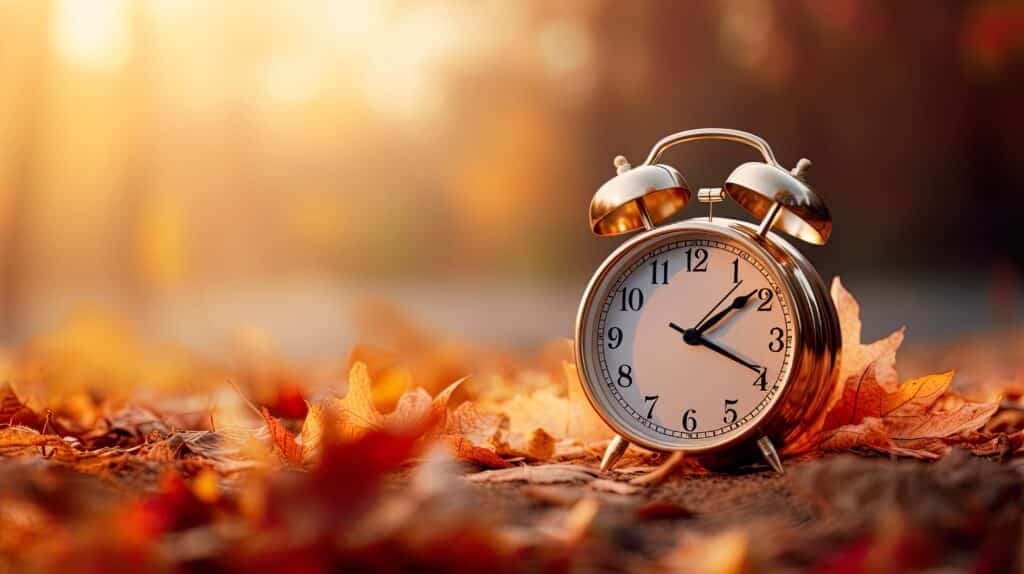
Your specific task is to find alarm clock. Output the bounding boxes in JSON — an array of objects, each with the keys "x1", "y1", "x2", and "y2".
[{"x1": 574, "y1": 128, "x2": 840, "y2": 474}]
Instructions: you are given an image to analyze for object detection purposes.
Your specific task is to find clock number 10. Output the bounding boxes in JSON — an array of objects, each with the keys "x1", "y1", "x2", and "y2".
[{"x1": 619, "y1": 287, "x2": 644, "y2": 311}]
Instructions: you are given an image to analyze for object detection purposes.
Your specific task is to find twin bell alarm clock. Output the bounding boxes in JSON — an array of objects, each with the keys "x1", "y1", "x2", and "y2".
[{"x1": 574, "y1": 128, "x2": 840, "y2": 473}]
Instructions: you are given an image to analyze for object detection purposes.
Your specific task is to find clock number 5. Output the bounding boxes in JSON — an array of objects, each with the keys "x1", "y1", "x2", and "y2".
[
  {"x1": 768, "y1": 327, "x2": 784, "y2": 352},
  {"x1": 723, "y1": 399, "x2": 739, "y2": 424}
]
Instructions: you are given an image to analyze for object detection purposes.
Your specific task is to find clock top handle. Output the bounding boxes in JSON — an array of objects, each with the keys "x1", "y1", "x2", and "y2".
[{"x1": 590, "y1": 128, "x2": 832, "y2": 244}]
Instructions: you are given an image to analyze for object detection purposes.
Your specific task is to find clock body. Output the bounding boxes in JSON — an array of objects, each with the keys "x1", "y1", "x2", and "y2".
[{"x1": 574, "y1": 217, "x2": 840, "y2": 465}]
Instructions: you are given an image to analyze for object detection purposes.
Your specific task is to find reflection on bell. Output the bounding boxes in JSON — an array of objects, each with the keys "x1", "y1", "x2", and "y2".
[
  {"x1": 724, "y1": 159, "x2": 832, "y2": 245},
  {"x1": 589, "y1": 156, "x2": 691, "y2": 236}
]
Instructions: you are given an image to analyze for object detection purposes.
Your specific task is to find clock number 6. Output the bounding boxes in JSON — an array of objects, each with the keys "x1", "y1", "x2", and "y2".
[
  {"x1": 768, "y1": 327, "x2": 784, "y2": 352},
  {"x1": 681, "y1": 409, "x2": 697, "y2": 432}
]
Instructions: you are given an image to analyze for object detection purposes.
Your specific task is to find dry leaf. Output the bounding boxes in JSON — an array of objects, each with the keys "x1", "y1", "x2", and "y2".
[{"x1": 467, "y1": 464, "x2": 599, "y2": 485}]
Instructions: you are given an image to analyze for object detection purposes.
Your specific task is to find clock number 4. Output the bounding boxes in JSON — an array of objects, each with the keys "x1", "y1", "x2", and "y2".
[
  {"x1": 753, "y1": 367, "x2": 768, "y2": 391},
  {"x1": 684, "y1": 248, "x2": 708, "y2": 272}
]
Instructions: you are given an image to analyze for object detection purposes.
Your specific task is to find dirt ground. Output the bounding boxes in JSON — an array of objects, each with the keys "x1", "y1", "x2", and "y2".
[{"x1": 459, "y1": 452, "x2": 1023, "y2": 573}]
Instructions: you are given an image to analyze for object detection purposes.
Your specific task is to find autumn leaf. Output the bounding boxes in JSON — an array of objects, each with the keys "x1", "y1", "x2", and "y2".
[{"x1": 261, "y1": 407, "x2": 303, "y2": 464}]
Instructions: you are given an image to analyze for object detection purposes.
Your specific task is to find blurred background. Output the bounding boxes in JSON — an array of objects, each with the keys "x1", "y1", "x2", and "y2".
[{"x1": 0, "y1": 0, "x2": 1022, "y2": 358}]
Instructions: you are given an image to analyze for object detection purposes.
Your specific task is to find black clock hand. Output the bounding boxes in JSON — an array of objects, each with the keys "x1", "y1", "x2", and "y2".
[
  {"x1": 697, "y1": 289, "x2": 758, "y2": 334},
  {"x1": 693, "y1": 281, "x2": 742, "y2": 331},
  {"x1": 695, "y1": 335, "x2": 763, "y2": 373},
  {"x1": 667, "y1": 323, "x2": 763, "y2": 373}
]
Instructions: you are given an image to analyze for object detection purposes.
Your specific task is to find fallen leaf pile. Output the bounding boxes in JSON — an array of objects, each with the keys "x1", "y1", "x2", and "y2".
[{"x1": 1, "y1": 279, "x2": 1023, "y2": 573}]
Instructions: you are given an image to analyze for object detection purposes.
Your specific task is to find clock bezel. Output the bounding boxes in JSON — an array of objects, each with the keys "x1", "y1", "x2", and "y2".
[{"x1": 575, "y1": 217, "x2": 840, "y2": 461}]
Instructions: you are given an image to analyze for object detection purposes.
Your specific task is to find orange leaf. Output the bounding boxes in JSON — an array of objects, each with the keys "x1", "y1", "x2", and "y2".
[
  {"x1": 261, "y1": 407, "x2": 303, "y2": 465},
  {"x1": 444, "y1": 435, "x2": 509, "y2": 469}
]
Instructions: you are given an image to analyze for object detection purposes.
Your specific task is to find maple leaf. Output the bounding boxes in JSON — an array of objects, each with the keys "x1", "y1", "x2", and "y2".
[
  {"x1": 299, "y1": 362, "x2": 464, "y2": 462},
  {"x1": 789, "y1": 279, "x2": 1003, "y2": 458},
  {"x1": 261, "y1": 407, "x2": 303, "y2": 465}
]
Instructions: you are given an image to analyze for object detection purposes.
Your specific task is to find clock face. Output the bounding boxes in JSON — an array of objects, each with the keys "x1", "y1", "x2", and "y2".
[{"x1": 580, "y1": 230, "x2": 796, "y2": 451}]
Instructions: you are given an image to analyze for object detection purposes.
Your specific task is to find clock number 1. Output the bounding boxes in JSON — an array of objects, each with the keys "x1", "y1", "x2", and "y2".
[{"x1": 732, "y1": 258, "x2": 739, "y2": 283}]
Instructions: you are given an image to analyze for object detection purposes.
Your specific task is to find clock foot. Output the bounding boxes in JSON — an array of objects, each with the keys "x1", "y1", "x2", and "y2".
[
  {"x1": 600, "y1": 434, "x2": 631, "y2": 471},
  {"x1": 757, "y1": 436, "x2": 784, "y2": 475}
]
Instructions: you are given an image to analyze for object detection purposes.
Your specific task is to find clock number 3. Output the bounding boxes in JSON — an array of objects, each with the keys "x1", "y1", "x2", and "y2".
[{"x1": 768, "y1": 327, "x2": 785, "y2": 352}]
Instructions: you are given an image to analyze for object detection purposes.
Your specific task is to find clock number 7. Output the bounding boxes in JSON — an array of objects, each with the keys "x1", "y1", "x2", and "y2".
[{"x1": 644, "y1": 395, "x2": 658, "y2": 419}]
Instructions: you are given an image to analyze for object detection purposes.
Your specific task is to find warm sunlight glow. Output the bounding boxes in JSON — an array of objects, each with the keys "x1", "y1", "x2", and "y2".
[{"x1": 52, "y1": 0, "x2": 132, "y2": 73}]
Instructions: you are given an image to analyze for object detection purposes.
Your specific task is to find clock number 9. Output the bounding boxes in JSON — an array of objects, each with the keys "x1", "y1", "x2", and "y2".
[
  {"x1": 768, "y1": 327, "x2": 785, "y2": 352},
  {"x1": 617, "y1": 364, "x2": 633, "y2": 387},
  {"x1": 681, "y1": 408, "x2": 697, "y2": 432},
  {"x1": 607, "y1": 327, "x2": 623, "y2": 349}
]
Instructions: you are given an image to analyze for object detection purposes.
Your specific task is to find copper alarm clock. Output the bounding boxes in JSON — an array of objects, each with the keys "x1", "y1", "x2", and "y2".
[{"x1": 574, "y1": 128, "x2": 840, "y2": 473}]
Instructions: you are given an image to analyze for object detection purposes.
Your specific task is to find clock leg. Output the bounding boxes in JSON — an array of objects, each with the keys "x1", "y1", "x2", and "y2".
[
  {"x1": 600, "y1": 434, "x2": 631, "y2": 471},
  {"x1": 757, "y1": 436, "x2": 784, "y2": 475}
]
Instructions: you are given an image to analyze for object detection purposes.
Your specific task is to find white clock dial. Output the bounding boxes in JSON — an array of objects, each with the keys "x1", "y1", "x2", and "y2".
[{"x1": 588, "y1": 234, "x2": 794, "y2": 450}]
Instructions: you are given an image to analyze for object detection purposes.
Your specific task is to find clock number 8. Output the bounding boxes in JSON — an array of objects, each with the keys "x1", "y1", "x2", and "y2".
[{"x1": 617, "y1": 364, "x2": 633, "y2": 387}]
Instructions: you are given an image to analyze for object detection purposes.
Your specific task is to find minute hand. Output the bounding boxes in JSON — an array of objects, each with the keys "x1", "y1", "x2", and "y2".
[
  {"x1": 697, "y1": 289, "x2": 758, "y2": 334},
  {"x1": 695, "y1": 335, "x2": 762, "y2": 373}
]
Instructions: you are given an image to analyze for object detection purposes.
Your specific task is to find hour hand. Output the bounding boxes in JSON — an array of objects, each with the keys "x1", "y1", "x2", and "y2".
[{"x1": 697, "y1": 289, "x2": 758, "y2": 334}]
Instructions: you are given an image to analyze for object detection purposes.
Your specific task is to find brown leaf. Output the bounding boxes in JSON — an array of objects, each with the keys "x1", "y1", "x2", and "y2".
[
  {"x1": 443, "y1": 435, "x2": 509, "y2": 469},
  {"x1": 466, "y1": 464, "x2": 599, "y2": 485}
]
